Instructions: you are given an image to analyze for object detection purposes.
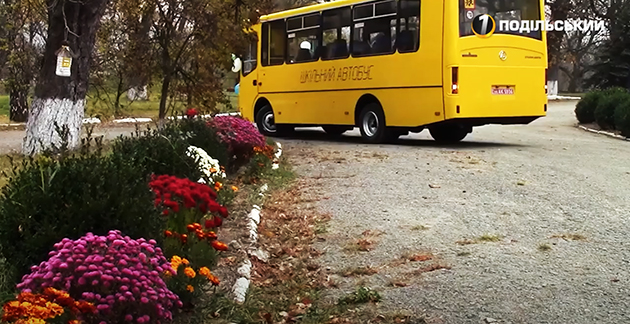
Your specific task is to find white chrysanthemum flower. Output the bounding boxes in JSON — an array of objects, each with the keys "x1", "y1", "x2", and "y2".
[{"x1": 186, "y1": 146, "x2": 226, "y2": 183}]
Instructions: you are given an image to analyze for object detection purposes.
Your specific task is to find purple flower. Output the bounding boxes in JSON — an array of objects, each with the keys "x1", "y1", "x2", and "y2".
[{"x1": 125, "y1": 314, "x2": 133, "y2": 321}]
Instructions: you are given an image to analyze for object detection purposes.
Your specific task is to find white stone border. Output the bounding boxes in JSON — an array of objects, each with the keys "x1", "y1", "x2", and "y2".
[
  {"x1": 548, "y1": 95, "x2": 581, "y2": 101},
  {"x1": 578, "y1": 125, "x2": 630, "y2": 141},
  {"x1": 0, "y1": 112, "x2": 243, "y2": 128},
  {"x1": 231, "y1": 142, "x2": 282, "y2": 304}
]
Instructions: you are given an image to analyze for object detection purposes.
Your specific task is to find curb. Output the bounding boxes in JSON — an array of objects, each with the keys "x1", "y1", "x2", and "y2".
[
  {"x1": 231, "y1": 142, "x2": 282, "y2": 304},
  {"x1": 578, "y1": 125, "x2": 630, "y2": 141}
]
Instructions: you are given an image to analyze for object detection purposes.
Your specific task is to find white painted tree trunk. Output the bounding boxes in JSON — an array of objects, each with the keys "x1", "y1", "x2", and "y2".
[
  {"x1": 22, "y1": 97, "x2": 85, "y2": 155},
  {"x1": 547, "y1": 80, "x2": 559, "y2": 96},
  {"x1": 127, "y1": 85, "x2": 148, "y2": 101}
]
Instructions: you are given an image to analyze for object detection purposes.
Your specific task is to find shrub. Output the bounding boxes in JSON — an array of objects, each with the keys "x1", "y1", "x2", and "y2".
[
  {"x1": 17, "y1": 231, "x2": 182, "y2": 324},
  {"x1": 614, "y1": 97, "x2": 630, "y2": 137},
  {"x1": 575, "y1": 90, "x2": 603, "y2": 123},
  {"x1": 208, "y1": 116, "x2": 265, "y2": 168},
  {"x1": 594, "y1": 87, "x2": 630, "y2": 130},
  {"x1": 0, "y1": 146, "x2": 164, "y2": 284},
  {"x1": 110, "y1": 126, "x2": 202, "y2": 180}
]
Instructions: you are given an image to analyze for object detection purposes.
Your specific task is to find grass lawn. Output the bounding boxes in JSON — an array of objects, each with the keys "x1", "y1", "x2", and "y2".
[{"x1": 0, "y1": 91, "x2": 239, "y2": 122}]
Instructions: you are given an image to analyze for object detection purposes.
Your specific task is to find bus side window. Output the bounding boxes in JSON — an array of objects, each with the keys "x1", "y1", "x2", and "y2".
[
  {"x1": 352, "y1": 0, "x2": 397, "y2": 57},
  {"x1": 264, "y1": 20, "x2": 285, "y2": 66},
  {"x1": 243, "y1": 35, "x2": 258, "y2": 76},
  {"x1": 286, "y1": 13, "x2": 321, "y2": 64},
  {"x1": 322, "y1": 7, "x2": 351, "y2": 60},
  {"x1": 396, "y1": 0, "x2": 420, "y2": 53}
]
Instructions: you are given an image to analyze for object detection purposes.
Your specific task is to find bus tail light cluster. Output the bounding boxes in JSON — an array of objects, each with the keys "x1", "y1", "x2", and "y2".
[{"x1": 451, "y1": 67, "x2": 459, "y2": 94}]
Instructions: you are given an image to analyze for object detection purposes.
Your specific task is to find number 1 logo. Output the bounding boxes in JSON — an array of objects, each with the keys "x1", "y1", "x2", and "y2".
[{"x1": 471, "y1": 14, "x2": 496, "y2": 38}]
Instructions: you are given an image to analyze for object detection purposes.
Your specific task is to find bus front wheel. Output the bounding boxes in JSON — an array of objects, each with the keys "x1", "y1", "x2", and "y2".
[
  {"x1": 255, "y1": 105, "x2": 293, "y2": 137},
  {"x1": 429, "y1": 124, "x2": 470, "y2": 143},
  {"x1": 359, "y1": 103, "x2": 388, "y2": 143}
]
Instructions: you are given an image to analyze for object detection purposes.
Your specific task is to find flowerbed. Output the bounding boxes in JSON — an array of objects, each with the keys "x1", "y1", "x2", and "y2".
[{"x1": 0, "y1": 109, "x2": 281, "y2": 323}]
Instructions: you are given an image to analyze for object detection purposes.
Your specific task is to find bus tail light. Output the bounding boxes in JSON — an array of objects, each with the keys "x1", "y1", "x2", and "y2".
[
  {"x1": 451, "y1": 67, "x2": 459, "y2": 94},
  {"x1": 545, "y1": 68, "x2": 548, "y2": 94}
]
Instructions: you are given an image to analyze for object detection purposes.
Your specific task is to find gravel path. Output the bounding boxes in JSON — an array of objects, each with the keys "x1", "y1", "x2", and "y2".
[{"x1": 281, "y1": 100, "x2": 630, "y2": 324}]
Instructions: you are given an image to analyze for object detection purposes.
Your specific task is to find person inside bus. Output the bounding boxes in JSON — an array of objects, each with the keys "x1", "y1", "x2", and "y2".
[
  {"x1": 371, "y1": 32, "x2": 391, "y2": 54},
  {"x1": 328, "y1": 39, "x2": 348, "y2": 58},
  {"x1": 395, "y1": 30, "x2": 415, "y2": 52}
]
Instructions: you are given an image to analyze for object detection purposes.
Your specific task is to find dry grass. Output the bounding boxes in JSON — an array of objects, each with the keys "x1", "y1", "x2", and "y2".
[
  {"x1": 550, "y1": 233, "x2": 587, "y2": 241},
  {"x1": 338, "y1": 266, "x2": 378, "y2": 277},
  {"x1": 457, "y1": 234, "x2": 503, "y2": 245},
  {"x1": 538, "y1": 243, "x2": 552, "y2": 252},
  {"x1": 344, "y1": 230, "x2": 383, "y2": 252}
]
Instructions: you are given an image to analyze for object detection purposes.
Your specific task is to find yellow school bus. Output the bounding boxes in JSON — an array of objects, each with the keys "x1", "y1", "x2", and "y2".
[{"x1": 238, "y1": 0, "x2": 547, "y2": 143}]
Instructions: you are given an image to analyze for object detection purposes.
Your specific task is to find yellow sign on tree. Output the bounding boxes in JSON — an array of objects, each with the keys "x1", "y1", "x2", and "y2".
[{"x1": 464, "y1": 0, "x2": 475, "y2": 9}]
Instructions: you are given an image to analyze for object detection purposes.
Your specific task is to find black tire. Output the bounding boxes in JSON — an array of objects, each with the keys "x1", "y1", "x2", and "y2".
[
  {"x1": 429, "y1": 124, "x2": 470, "y2": 143},
  {"x1": 322, "y1": 125, "x2": 351, "y2": 136},
  {"x1": 358, "y1": 103, "x2": 388, "y2": 143},
  {"x1": 255, "y1": 105, "x2": 294, "y2": 137}
]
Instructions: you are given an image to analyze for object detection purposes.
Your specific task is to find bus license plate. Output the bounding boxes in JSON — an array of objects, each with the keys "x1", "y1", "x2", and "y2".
[{"x1": 492, "y1": 86, "x2": 514, "y2": 95}]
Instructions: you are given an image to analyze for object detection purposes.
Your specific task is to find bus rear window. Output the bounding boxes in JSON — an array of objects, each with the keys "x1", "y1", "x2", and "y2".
[{"x1": 459, "y1": 0, "x2": 542, "y2": 40}]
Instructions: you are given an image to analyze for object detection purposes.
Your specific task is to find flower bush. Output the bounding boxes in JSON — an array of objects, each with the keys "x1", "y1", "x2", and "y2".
[
  {"x1": 185, "y1": 146, "x2": 226, "y2": 184},
  {"x1": 208, "y1": 116, "x2": 266, "y2": 167},
  {"x1": 16, "y1": 231, "x2": 182, "y2": 324},
  {"x1": 162, "y1": 256, "x2": 221, "y2": 305},
  {"x1": 2, "y1": 288, "x2": 96, "y2": 324},
  {"x1": 244, "y1": 144, "x2": 280, "y2": 182},
  {"x1": 149, "y1": 175, "x2": 231, "y2": 306}
]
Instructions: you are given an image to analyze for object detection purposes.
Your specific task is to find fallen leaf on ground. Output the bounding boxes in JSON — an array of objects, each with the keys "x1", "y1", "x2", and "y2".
[{"x1": 429, "y1": 184, "x2": 441, "y2": 188}]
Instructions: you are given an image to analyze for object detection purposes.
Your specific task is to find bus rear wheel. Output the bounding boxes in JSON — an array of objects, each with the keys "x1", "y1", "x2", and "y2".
[
  {"x1": 429, "y1": 124, "x2": 470, "y2": 143},
  {"x1": 359, "y1": 103, "x2": 388, "y2": 143},
  {"x1": 322, "y1": 125, "x2": 351, "y2": 136},
  {"x1": 255, "y1": 105, "x2": 293, "y2": 137}
]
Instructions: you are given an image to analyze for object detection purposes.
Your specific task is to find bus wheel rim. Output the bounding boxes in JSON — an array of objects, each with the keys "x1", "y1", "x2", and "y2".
[
  {"x1": 363, "y1": 111, "x2": 378, "y2": 137},
  {"x1": 263, "y1": 113, "x2": 276, "y2": 132}
]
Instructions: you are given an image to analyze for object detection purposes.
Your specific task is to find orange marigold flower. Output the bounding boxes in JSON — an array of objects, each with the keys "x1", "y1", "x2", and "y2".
[
  {"x1": 231, "y1": 186, "x2": 238, "y2": 192},
  {"x1": 198, "y1": 267, "x2": 211, "y2": 277},
  {"x1": 210, "y1": 167, "x2": 217, "y2": 173},
  {"x1": 186, "y1": 224, "x2": 196, "y2": 232},
  {"x1": 211, "y1": 240, "x2": 228, "y2": 251},
  {"x1": 208, "y1": 273, "x2": 220, "y2": 285},
  {"x1": 214, "y1": 182, "x2": 223, "y2": 191},
  {"x1": 184, "y1": 267, "x2": 196, "y2": 278},
  {"x1": 193, "y1": 223, "x2": 202, "y2": 230},
  {"x1": 68, "y1": 320, "x2": 80, "y2": 324},
  {"x1": 186, "y1": 285, "x2": 194, "y2": 292},
  {"x1": 182, "y1": 258, "x2": 189, "y2": 265}
]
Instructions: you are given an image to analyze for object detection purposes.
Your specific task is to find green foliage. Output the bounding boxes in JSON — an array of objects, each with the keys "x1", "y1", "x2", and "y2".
[
  {"x1": 575, "y1": 90, "x2": 603, "y2": 124},
  {"x1": 614, "y1": 97, "x2": 630, "y2": 137},
  {"x1": 111, "y1": 124, "x2": 202, "y2": 179},
  {"x1": 594, "y1": 87, "x2": 630, "y2": 130},
  {"x1": 0, "y1": 136, "x2": 165, "y2": 285}
]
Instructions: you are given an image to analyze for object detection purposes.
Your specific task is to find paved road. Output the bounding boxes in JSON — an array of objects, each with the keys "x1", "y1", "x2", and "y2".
[
  {"x1": 281, "y1": 100, "x2": 630, "y2": 324},
  {"x1": 0, "y1": 125, "x2": 139, "y2": 154}
]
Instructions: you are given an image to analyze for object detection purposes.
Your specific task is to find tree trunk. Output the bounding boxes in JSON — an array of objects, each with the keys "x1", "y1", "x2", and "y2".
[
  {"x1": 9, "y1": 85, "x2": 29, "y2": 123},
  {"x1": 23, "y1": 0, "x2": 109, "y2": 155},
  {"x1": 159, "y1": 75, "x2": 171, "y2": 119}
]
